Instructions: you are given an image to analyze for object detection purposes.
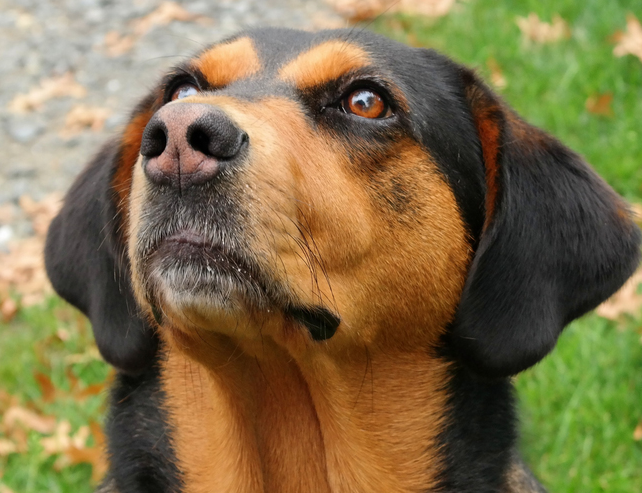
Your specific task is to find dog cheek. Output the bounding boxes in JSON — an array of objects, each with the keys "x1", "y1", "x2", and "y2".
[{"x1": 127, "y1": 158, "x2": 152, "y2": 312}]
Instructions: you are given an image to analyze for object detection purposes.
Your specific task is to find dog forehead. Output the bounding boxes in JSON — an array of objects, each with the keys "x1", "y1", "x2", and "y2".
[{"x1": 191, "y1": 28, "x2": 415, "y2": 87}]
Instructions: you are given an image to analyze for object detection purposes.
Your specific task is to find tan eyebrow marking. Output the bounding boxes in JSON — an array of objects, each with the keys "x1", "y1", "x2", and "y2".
[
  {"x1": 194, "y1": 37, "x2": 261, "y2": 87},
  {"x1": 278, "y1": 40, "x2": 371, "y2": 89}
]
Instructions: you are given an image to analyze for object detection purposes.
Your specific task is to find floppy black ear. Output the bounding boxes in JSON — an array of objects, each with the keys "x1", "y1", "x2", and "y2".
[
  {"x1": 451, "y1": 70, "x2": 641, "y2": 378},
  {"x1": 45, "y1": 102, "x2": 159, "y2": 374}
]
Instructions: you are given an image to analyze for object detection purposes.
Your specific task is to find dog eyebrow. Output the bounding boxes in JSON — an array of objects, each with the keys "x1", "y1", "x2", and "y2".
[
  {"x1": 278, "y1": 40, "x2": 371, "y2": 89},
  {"x1": 194, "y1": 37, "x2": 262, "y2": 87}
]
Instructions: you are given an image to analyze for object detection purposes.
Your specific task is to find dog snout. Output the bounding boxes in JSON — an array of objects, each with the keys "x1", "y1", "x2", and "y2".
[{"x1": 140, "y1": 103, "x2": 248, "y2": 190}]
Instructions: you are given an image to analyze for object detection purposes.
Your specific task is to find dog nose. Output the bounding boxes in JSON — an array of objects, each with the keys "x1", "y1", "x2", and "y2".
[{"x1": 140, "y1": 103, "x2": 248, "y2": 190}]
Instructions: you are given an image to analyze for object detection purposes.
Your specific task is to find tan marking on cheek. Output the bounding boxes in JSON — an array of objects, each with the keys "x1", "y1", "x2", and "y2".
[
  {"x1": 112, "y1": 108, "x2": 155, "y2": 233},
  {"x1": 278, "y1": 40, "x2": 371, "y2": 89},
  {"x1": 195, "y1": 37, "x2": 261, "y2": 87},
  {"x1": 127, "y1": 158, "x2": 150, "y2": 312}
]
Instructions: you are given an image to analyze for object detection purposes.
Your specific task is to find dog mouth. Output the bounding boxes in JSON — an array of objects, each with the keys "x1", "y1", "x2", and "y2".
[
  {"x1": 157, "y1": 230, "x2": 257, "y2": 283},
  {"x1": 141, "y1": 229, "x2": 340, "y2": 340}
]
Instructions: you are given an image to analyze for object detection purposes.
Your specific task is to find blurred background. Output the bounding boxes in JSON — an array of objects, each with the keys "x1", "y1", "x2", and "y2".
[{"x1": 0, "y1": 1, "x2": 641, "y2": 491}]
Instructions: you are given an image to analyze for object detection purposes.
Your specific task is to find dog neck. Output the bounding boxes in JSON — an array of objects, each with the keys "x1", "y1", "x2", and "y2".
[{"x1": 160, "y1": 328, "x2": 452, "y2": 493}]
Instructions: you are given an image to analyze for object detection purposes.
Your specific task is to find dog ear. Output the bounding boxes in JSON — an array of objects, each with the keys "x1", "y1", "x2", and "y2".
[
  {"x1": 451, "y1": 70, "x2": 641, "y2": 378},
  {"x1": 45, "y1": 95, "x2": 160, "y2": 374}
]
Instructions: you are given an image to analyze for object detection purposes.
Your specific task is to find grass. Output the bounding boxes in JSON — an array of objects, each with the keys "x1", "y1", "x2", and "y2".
[
  {"x1": 1, "y1": 1, "x2": 642, "y2": 491},
  {"x1": 0, "y1": 298, "x2": 110, "y2": 493}
]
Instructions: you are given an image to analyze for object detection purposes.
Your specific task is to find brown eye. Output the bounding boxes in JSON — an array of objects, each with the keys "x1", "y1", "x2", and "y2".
[
  {"x1": 170, "y1": 83, "x2": 199, "y2": 101},
  {"x1": 343, "y1": 89, "x2": 391, "y2": 119}
]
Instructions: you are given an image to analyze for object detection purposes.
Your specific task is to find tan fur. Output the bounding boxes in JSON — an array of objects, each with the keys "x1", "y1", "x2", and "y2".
[
  {"x1": 195, "y1": 37, "x2": 261, "y2": 87},
  {"x1": 279, "y1": 40, "x2": 371, "y2": 89},
  {"x1": 128, "y1": 83, "x2": 471, "y2": 491}
]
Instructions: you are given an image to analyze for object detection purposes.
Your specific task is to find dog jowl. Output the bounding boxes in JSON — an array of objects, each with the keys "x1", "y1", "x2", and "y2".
[{"x1": 45, "y1": 28, "x2": 640, "y2": 493}]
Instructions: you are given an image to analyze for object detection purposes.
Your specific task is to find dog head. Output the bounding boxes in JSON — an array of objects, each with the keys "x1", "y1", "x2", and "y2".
[{"x1": 46, "y1": 28, "x2": 640, "y2": 378}]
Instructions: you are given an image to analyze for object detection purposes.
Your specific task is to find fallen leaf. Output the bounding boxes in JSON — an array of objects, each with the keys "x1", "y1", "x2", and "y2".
[
  {"x1": 0, "y1": 439, "x2": 17, "y2": 457},
  {"x1": 0, "y1": 204, "x2": 14, "y2": 225},
  {"x1": 326, "y1": 0, "x2": 456, "y2": 22},
  {"x1": 56, "y1": 328, "x2": 71, "y2": 341},
  {"x1": 0, "y1": 297, "x2": 18, "y2": 323},
  {"x1": 103, "y1": 30, "x2": 136, "y2": 57},
  {"x1": 634, "y1": 422, "x2": 642, "y2": 441},
  {"x1": 102, "y1": 3, "x2": 211, "y2": 57},
  {"x1": 34, "y1": 372, "x2": 56, "y2": 403},
  {"x1": 60, "y1": 104, "x2": 112, "y2": 138},
  {"x1": 596, "y1": 267, "x2": 642, "y2": 320},
  {"x1": 3, "y1": 406, "x2": 57, "y2": 434},
  {"x1": 613, "y1": 14, "x2": 642, "y2": 63},
  {"x1": 516, "y1": 13, "x2": 570, "y2": 44},
  {"x1": 75, "y1": 383, "x2": 106, "y2": 400},
  {"x1": 132, "y1": 1, "x2": 204, "y2": 36},
  {"x1": 8, "y1": 73, "x2": 86, "y2": 113},
  {"x1": 0, "y1": 194, "x2": 62, "y2": 305},
  {"x1": 65, "y1": 346, "x2": 103, "y2": 365},
  {"x1": 585, "y1": 92, "x2": 614, "y2": 117},
  {"x1": 487, "y1": 58, "x2": 507, "y2": 89},
  {"x1": 40, "y1": 421, "x2": 89, "y2": 456}
]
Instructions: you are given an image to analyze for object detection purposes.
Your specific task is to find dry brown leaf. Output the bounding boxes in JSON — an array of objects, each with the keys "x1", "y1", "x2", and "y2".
[
  {"x1": 596, "y1": 267, "x2": 642, "y2": 320},
  {"x1": 34, "y1": 372, "x2": 56, "y2": 403},
  {"x1": 132, "y1": 1, "x2": 203, "y2": 35},
  {"x1": 0, "y1": 439, "x2": 17, "y2": 457},
  {"x1": 19, "y1": 194, "x2": 62, "y2": 237},
  {"x1": 40, "y1": 421, "x2": 89, "y2": 456},
  {"x1": 585, "y1": 92, "x2": 614, "y2": 117},
  {"x1": 3, "y1": 406, "x2": 57, "y2": 434},
  {"x1": 0, "y1": 204, "x2": 14, "y2": 225},
  {"x1": 8, "y1": 73, "x2": 86, "y2": 113},
  {"x1": 60, "y1": 104, "x2": 112, "y2": 138},
  {"x1": 326, "y1": 0, "x2": 455, "y2": 22},
  {"x1": 103, "y1": 30, "x2": 137, "y2": 57},
  {"x1": 613, "y1": 14, "x2": 642, "y2": 63},
  {"x1": 486, "y1": 58, "x2": 507, "y2": 89},
  {"x1": 634, "y1": 421, "x2": 642, "y2": 441},
  {"x1": 103, "y1": 3, "x2": 211, "y2": 57},
  {"x1": 0, "y1": 194, "x2": 62, "y2": 305},
  {"x1": 75, "y1": 383, "x2": 106, "y2": 400},
  {"x1": 0, "y1": 297, "x2": 18, "y2": 323},
  {"x1": 516, "y1": 13, "x2": 570, "y2": 44}
]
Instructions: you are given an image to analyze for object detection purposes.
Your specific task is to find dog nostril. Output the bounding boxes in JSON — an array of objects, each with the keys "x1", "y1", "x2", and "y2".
[
  {"x1": 188, "y1": 128, "x2": 211, "y2": 156},
  {"x1": 141, "y1": 124, "x2": 167, "y2": 158}
]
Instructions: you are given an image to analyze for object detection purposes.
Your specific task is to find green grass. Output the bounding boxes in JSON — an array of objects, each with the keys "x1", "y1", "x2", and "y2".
[
  {"x1": 2, "y1": 1, "x2": 642, "y2": 491},
  {"x1": 517, "y1": 316, "x2": 642, "y2": 492},
  {"x1": 0, "y1": 298, "x2": 110, "y2": 493}
]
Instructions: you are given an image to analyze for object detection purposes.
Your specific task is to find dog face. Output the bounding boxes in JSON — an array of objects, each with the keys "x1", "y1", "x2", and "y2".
[
  {"x1": 127, "y1": 30, "x2": 474, "y2": 359},
  {"x1": 46, "y1": 28, "x2": 640, "y2": 378}
]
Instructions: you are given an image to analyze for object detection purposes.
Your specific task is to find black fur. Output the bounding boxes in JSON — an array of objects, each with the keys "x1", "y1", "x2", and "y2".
[
  {"x1": 44, "y1": 27, "x2": 640, "y2": 492},
  {"x1": 45, "y1": 141, "x2": 158, "y2": 374},
  {"x1": 102, "y1": 352, "x2": 182, "y2": 492},
  {"x1": 450, "y1": 73, "x2": 641, "y2": 379}
]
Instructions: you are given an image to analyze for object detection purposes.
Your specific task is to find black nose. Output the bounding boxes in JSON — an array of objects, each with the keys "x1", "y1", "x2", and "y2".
[{"x1": 140, "y1": 103, "x2": 248, "y2": 191}]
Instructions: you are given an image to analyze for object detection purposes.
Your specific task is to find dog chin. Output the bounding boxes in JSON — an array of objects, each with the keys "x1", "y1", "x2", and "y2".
[{"x1": 146, "y1": 262, "x2": 269, "y2": 331}]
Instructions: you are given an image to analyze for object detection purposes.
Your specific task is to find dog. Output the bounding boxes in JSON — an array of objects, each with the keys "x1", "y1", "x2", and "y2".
[{"x1": 45, "y1": 27, "x2": 640, "y2": 493}]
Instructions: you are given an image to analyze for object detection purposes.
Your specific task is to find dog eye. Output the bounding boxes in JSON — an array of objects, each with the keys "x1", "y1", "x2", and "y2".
[
  {"x1": 342, "y1": 89, "x2": 391, "y2": 119},
  {"x1": 171, "y1": 83, "x2": 199, "y2": 101}
]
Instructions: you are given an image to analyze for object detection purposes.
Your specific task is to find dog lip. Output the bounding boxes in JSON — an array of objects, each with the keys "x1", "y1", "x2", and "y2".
[{"x1": 164, "y1": 230, "x2": 207, "y2": 247}]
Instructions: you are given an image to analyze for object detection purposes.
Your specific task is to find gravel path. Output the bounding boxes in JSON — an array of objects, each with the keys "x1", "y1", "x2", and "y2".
[{"x1": 0, "y1": 0, "x2": 341, "y2": 245}]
